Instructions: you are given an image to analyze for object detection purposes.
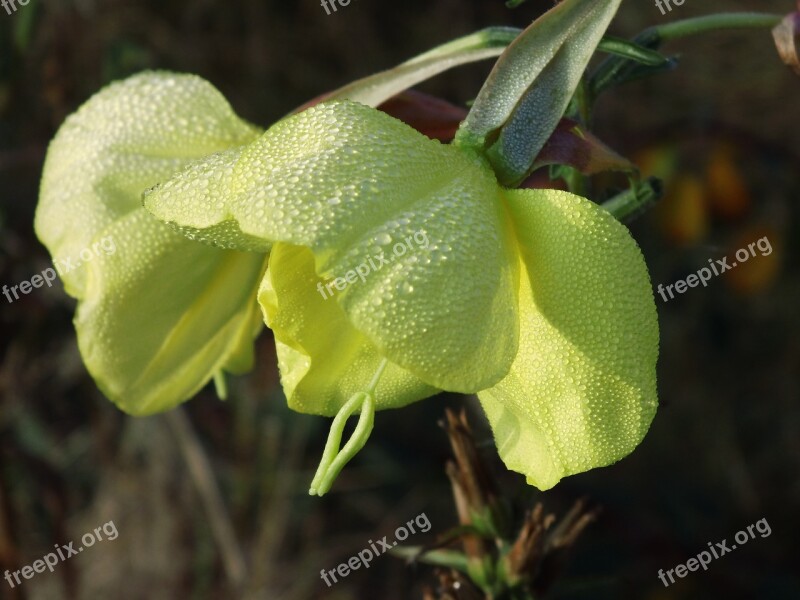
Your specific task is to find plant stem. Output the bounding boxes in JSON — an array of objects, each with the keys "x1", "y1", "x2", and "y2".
[
  {"x1": 590, "y1": 12, "x2": 784, "y2": 102},
  {"x1": 601, "y1": 177, "x2": 662, "y2": 223},
  {"x1": 213, "y1": 370, "x2": 228, "y2": 400},
  {"x1": 166, "y1": 408, "x2": 247, "y2": 591},
  {"x1": 647, "y1": 13, "x2": 782, "y2": 43}
]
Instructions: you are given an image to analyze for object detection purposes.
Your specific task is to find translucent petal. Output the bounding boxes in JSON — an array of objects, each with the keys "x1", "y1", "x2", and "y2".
[
  {"x1": 34, "y1": 71, "x2": 266, "y2": 414},
  {"x1": 478, "y1": 188, "x2": 658, "y2": 490},
  {"x1": 260, "y1": 243, "x2": 438, "y2": 416},
  {"x1": 143, "y1": 146, "x2": 272, "y2": 252},
  {"x1": 147, "y1": 101, "x2": 520, "y2": 392},
  {"x1": 35, "y1": 71, "x2": 261, "y2": 297},
  {"x1": 76, "y1": 211, "x2": 267, "y2": 415}
]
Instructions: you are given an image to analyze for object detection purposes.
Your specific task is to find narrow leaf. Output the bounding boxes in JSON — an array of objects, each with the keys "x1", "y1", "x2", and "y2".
[
  {"x1": 294, "y1": 27, "x2": 520, "y2": 112},
  {"x1": 596, "y1": 35, "x2": 670, "y2": 67},
  {"x1": 456, "y1": 0, "x2": 623, "y2": 186}
]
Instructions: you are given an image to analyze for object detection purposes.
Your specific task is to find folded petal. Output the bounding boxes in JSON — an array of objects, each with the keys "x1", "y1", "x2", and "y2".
[
  {"x1": 146, "y1": 101, "x2": 520, "y2": 392},
  {"x1": 478, "y1": 188, "x2": 658, "y2": 490},
  {"x1": 35, "y1": 71, "x2": 261, "y2": 297},
  {"x1": 34, "y1": 71, "x2": 267, "y2": 414},
  {"x1": 76, "y1": 211, "x2": 267, "y2": 415},
  {"x1": 260, "y1": 243, "x2": 438, "y2": 416},
  {"x1": 144, "y1": 146, "x2": 272, "y2": 252}
]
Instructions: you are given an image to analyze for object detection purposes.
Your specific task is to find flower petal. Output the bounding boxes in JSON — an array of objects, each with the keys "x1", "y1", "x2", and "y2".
[
  {"x1": 260, "y1": 243, "x2": 438, "y2": 416},
  {"x1": 35, "y1": 71, "x2": 261, "y2": 297},
  {"x1": 76, "y1": 211, "x2": 267, "y2": 415},
  {"x1": 478, "y1": 188, "x2": 658, "y2": 490},
  {"x1": 146, "y1": 101, "x2": 520, "y2": 392},
  {"x1": 34, "y1": 71, "x2": 267, "y2": 414},
  {"x1": 144, "y1": 146, "x2": 273, "y2": 252}
]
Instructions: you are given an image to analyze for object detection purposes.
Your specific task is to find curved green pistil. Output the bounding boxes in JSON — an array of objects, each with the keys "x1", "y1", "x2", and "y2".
[{"x1": 309, "y1": 359, "x2": 387, "y2": 496}]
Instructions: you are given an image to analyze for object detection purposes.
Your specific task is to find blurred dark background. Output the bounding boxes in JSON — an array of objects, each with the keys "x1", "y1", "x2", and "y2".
[{"x1": 1, "y1": 0, "x2": 799, "y2": 598}]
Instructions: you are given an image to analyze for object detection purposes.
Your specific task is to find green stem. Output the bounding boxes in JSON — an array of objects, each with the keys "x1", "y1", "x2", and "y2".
[
  {"x1": 366, "y1": 358, "x2": 388, "y2": 394},
  {"x1": 213, "y1": 371, "x2": 228, "y2": 400},
  {"x1": 601, "y1": 177, "x2": 662, "y2": 223},
  {"x1": 647, "y1": 12, "x2": 782, "y2": 43},
  {"x1": 564, "y1": 167, "x2": 588, "y2": 198},
  {"x1": 590, "y1": 12, "x2": 783, "y2": 102}
]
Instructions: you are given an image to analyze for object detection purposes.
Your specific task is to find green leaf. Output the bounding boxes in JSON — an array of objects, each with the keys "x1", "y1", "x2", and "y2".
[
  {"x1": 455, "y1": 0, "x2": 623, "y2": 186},
  {"x1": 324, "y1": 27, "x2": 521, "y2": 108},
  {"x1": 312, "y1": 28, "x2": 664, "y2": 112},
  {"x1": 260, "y1": 243, "x2": 437, "y2": 416},
  {"x1": 596, "y1": 35, "x2": 670, "y2": 67},
  {"x1": 146, "y1": 101, "x2": 520, "y2": 393},
  {"x1": 479, "y1": 188, "x2": 658, "y2": 490},
  {"x1": 391, "y1": 546, "x2": 470, "y2": 574},
  {"x1": 589, "y1": 42, "x2": 678, "y2": 99}
]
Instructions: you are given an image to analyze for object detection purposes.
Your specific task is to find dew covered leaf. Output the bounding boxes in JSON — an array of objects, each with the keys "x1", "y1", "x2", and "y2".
[
  {"x1": 456, "y1": 0, "x2": 623, "y2": 186},
  {"x1": 305, "y1": 27, "x2": 520, "y2": 109}
]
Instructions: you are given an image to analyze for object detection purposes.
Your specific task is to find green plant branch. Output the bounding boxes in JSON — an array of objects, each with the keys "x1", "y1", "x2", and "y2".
[
  {"x1": 646, "y1": 12, "x2": 782, "y2": 43},
  {"x1": 601, "y1": 177, "x2": 662, "y2": 223},
  {"x1": 590, "y1": 12, "x2": 784, "y2": 103}
]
